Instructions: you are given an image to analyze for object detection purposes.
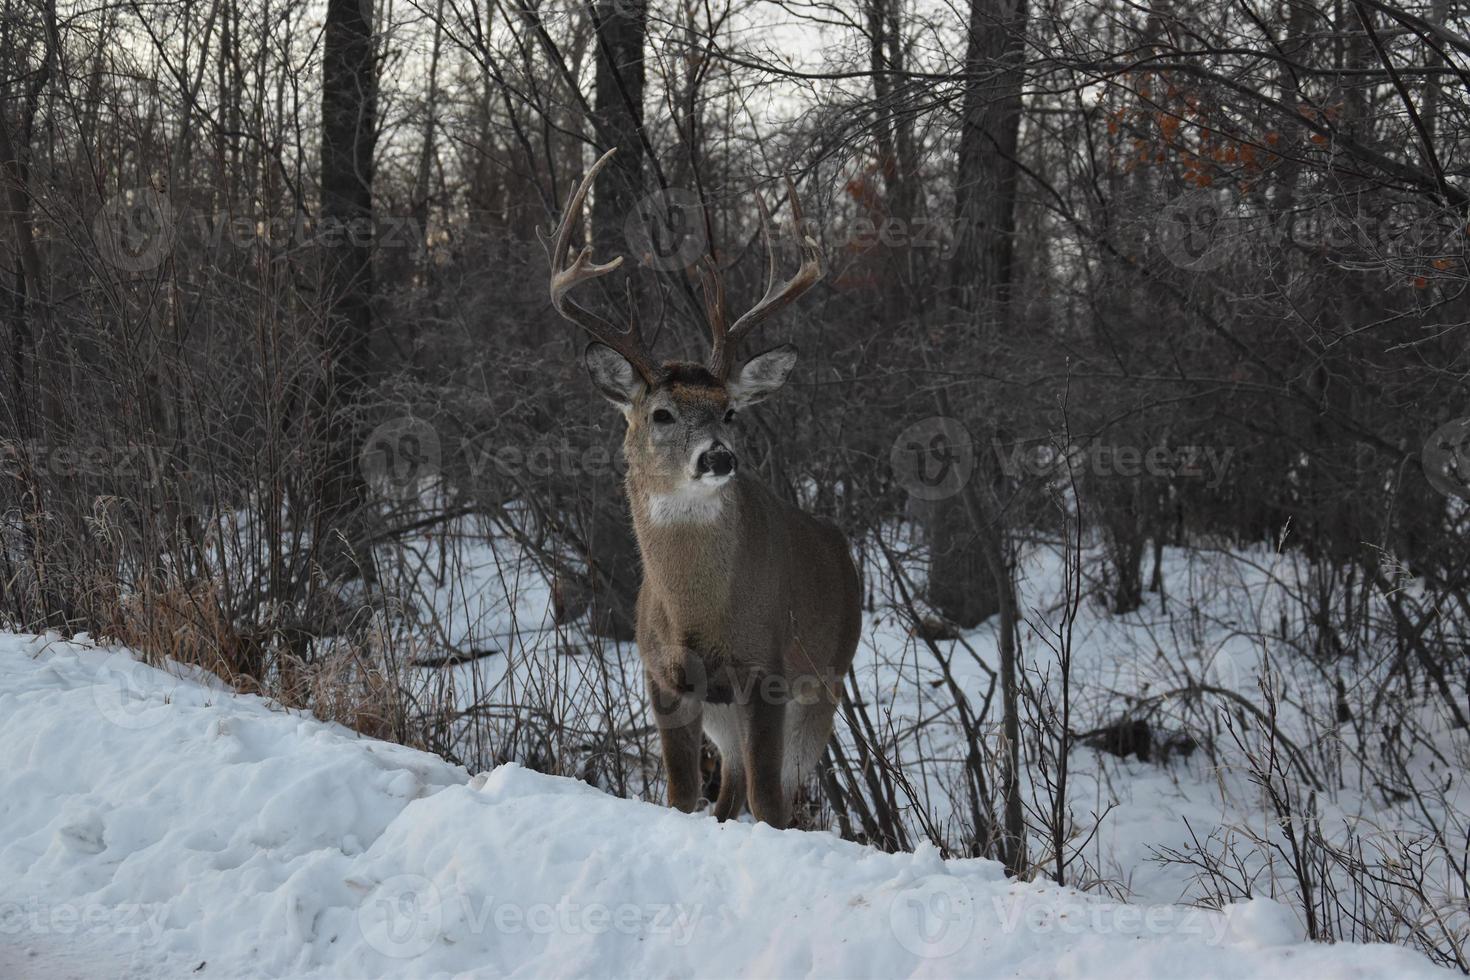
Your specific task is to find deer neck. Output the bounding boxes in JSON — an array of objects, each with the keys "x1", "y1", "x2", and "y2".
[{"x1": 627, "y1": 476, "x2": 742, "y2": 624}]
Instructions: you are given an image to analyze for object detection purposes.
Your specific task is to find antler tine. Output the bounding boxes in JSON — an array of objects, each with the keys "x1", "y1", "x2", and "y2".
[
  {"x1": 697, "y1": 255, "x2": 728, "y2": 353},
  {"x1": 543, "y1": 147, "x2": 659, "y2": 383},
  {"x1": 707, "y1": 177, "x2": 823, "y2": 380}
]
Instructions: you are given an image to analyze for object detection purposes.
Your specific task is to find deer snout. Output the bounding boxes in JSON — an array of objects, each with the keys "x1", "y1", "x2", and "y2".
[{"x1": 696, "y1": 443, "x2": 737, "y2": 478}]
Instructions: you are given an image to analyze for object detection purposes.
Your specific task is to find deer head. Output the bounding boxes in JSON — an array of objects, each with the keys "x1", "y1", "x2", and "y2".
[{"x1": 543, "y1": 148, "x2": 822, "y2": 510}]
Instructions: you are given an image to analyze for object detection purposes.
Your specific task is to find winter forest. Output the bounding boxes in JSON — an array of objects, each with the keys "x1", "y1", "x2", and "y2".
[{"x1": 1, "y1": 0, "x2": 1469, "y2": 974}]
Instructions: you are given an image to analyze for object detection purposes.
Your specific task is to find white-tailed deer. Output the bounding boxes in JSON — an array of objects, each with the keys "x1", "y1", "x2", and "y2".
[{"x1": 545, "y1": 149, "x2": 861, "y2": 829}]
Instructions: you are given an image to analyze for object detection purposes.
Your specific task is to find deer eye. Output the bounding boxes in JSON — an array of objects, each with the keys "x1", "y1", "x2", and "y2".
[
  {"x1": 651, "y1": 408, "x2": 675, "y2": 425},
  {"x1": 723, "y1": 409, "x2": 736, "y2": 423}
]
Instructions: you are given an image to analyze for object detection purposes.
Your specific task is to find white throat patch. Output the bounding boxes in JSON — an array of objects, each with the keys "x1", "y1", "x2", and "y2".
[{"x1": 645, "y1": 482, "x2": 728, "y2": 526}]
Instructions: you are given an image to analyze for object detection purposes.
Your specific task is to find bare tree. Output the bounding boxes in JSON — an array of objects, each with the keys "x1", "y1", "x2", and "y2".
[{"x1": 318, "y1": 0, "x2": 380, "y2": 569}]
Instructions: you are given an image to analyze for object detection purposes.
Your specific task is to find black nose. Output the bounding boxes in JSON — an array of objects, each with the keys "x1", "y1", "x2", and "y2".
[{"x1": 696, "y1": 446, "x2": 736, "y2": 477}]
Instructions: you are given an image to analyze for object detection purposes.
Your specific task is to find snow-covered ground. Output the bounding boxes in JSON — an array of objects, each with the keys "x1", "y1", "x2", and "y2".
[
  {"x1": 0, "y1": 632, "x2": 1448, "y2": 978},
  {"x1": 375, "y1": 527, "x2": 1467, "y2": 925}
]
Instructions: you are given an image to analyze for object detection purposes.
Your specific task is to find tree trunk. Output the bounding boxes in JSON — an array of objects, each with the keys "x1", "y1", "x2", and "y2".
[
  {"x1": 940, "y1": 0, "x2": 1029, "y2": 875},
  {"x1": 949, "y1": 0, "x2": 1025, "y2": 314},
  {"x1": 0, "y1": 0, "x2": 57, "y2": 626},
  {"x1": 926, "y1": 0, "x2": 1026, "y2": 629},
  {"x1": 585, "y1": 0, "x2": 648, "y2": 640},
  {"x1": 318, "y1": 0, "x2": 378, "y2": 574},
  {"x1": 590, "y1": 0, "x2": 646, "y2": 256}
]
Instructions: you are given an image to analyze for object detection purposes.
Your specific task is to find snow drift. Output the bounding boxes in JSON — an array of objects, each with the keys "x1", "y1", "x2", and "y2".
[{"x1": 0, "y1": 633, "x2": 1447, "y2": 978}]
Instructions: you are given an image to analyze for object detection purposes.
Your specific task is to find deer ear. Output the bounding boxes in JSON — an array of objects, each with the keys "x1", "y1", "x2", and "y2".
[
  {"x1": 585, "y1": 342, "x2": 646, "y2": 409},
  {"x1": 729, "y1": 344, "x2": 797, "y2": 408}
]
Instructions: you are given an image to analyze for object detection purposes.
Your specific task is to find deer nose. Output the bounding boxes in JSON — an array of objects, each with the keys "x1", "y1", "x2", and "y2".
[{"x1": 696, "y1": 444, "x2": 736, "y2": 478}]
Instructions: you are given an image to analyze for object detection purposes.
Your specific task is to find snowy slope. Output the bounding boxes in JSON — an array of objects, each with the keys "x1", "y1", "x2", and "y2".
[{"x1": 0, "y1": 633, "x2": 1447, "y2": 979}]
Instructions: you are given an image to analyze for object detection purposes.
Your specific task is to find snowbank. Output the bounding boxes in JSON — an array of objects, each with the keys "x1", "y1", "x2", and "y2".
[{"x1": 0, "y1": 634, "x2": 1447, "y2": 978}]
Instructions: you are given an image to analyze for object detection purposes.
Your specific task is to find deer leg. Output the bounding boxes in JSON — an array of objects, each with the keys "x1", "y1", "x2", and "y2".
[
  {"x1": 657, "y1": 716, "x2": 703, "y2": 812},
  {"x1": 704, "y1": 704, "x2": 746, "y2": 821},
  {"x1": 713, "y1": 757, "x2": 747, "y2": 821},
  {"x1": 742, "y1": 694, "x2": 789, "y2": 829},
  {"x1": 647, "y1": 672, "x2": 703, "y2": 812},
  {"x1": 783, "y1": 697, "x2": 838, "y2": 805}
]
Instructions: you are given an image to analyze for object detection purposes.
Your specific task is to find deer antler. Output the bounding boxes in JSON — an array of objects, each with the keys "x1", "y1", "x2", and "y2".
[
  {"x1": 543, "y1": 147, "x2": 659, "y2": 384},
  {"x1": 705, "y1": 179, "x2": 823, "y2": 380}
]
